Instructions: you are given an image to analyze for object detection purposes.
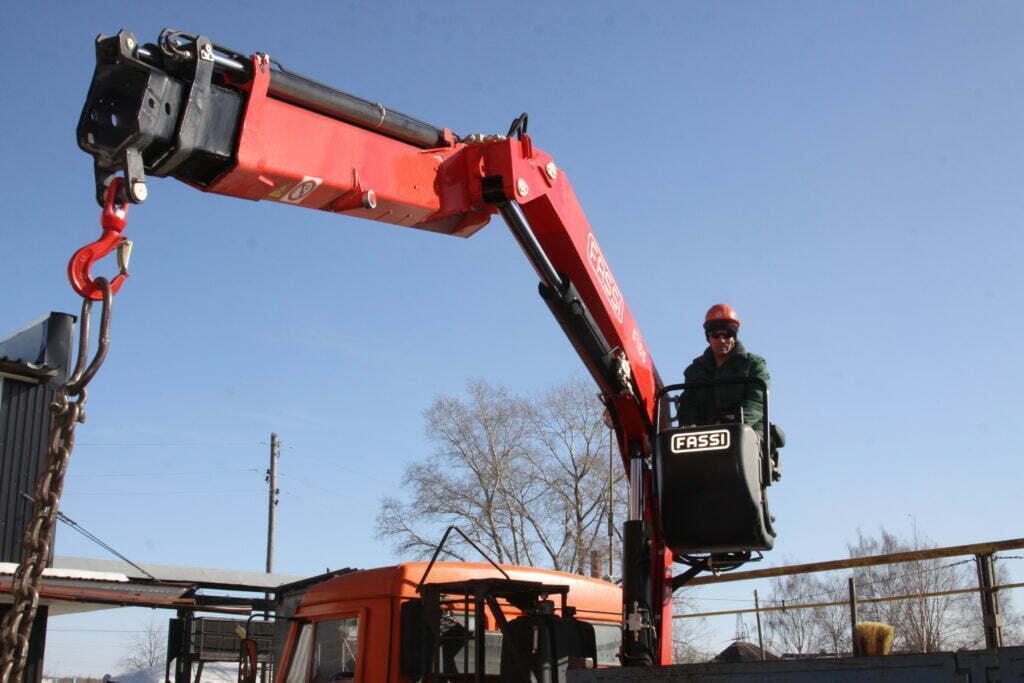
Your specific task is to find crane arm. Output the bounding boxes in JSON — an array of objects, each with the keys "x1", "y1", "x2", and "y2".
[
  {"x1": 80, "y1": 30, "x2": 664, "y2": 442},
  {"x1": 77, "y1": 29, "x2": 670, "y2": 664}
]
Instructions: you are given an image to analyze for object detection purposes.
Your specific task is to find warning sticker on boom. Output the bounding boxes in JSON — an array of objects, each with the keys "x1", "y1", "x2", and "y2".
[
  {"x1": 670, "y1": 429, "x2": 730, "y2": 454},
  {"x1": 280, "y1": 176, "x2": 323, "y2": 204}
]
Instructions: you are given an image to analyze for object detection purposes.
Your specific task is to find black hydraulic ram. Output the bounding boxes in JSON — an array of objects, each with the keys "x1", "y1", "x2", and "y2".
[
  {"x1": 136, "y1": 30, "x2": 451, "y2": 148},
  {"x1": 488, "y1": 197, "x2": 629, "y2": 400}
]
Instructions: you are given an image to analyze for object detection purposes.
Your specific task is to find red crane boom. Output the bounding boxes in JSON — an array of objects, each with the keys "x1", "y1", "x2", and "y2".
[{"x1": 73, "y1": 30, "x2": 778, "y2": 668}]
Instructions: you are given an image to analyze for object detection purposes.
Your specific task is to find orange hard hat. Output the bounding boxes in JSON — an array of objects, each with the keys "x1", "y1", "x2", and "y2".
[{"x1": 704, "y1": 304, "x2": 741, "y2": 329}]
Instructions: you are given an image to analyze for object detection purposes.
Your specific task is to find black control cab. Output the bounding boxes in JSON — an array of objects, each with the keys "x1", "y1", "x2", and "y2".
[{"x1": 654, "y1": 378, "x2": 783, "y2": 559}]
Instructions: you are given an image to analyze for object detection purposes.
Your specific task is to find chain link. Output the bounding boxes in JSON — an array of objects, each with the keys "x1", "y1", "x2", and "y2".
[{"x1": 1, "y1": 279, "x2": 113, "y2": 682}]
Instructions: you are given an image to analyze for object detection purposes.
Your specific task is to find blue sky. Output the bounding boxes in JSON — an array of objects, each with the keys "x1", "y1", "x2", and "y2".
[{"x1": 2, "y1": 1, "x2": 1022, "y2": 674}]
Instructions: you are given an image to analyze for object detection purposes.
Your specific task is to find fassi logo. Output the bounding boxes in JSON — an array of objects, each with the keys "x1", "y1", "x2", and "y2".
[
  {"x1": 586, "y1": 233, "x2": 624, "y2": 324},
  {"x1": 670, "y1": 430, "x2": 731, "y2": 454}
]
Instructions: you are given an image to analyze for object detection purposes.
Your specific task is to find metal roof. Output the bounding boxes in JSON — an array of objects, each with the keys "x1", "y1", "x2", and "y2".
[
  {"x1": 0, "y1": 358, "x2": 56, "y2": 383},
  {"x1": 0, "y1": 313, "x2": 75, "y2": 383},
  {"x1": 50, "y1": 555, "x2": 305, "y2": 591},
  {"x1": 0, "y1": 556, "x2": 307, "y2": 616}
]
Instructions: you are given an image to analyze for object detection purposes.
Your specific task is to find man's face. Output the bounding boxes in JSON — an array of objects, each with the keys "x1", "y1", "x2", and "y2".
[{"x1": 708, "y1": 329, "x2": 736, "y2": 356}]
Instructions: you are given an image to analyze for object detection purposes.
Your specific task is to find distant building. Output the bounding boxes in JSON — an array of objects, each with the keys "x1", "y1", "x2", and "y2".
[{"x1": 715, "y1": 640, "x2": 779, "y2": 663}]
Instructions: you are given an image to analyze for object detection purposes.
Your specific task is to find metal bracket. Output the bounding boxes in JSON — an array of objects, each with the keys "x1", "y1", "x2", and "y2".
[
  {"x1": 86, "y1": 31, "x2": 151, "y2": 205},
  {"x1": 607, "y1": 348, "x2": 635, "y2": 398},
  {"x1": 150, "y1": 35, "x2": 216, "y2": 177},
  {"x1": 92, "y1": 148, "x2": 147, "y2": 206}
]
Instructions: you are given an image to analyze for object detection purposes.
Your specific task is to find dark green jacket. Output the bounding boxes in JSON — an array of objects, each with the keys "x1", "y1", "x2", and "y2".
[{"x1": 679, "y1": 341, "x2": 771, "y2": 431}]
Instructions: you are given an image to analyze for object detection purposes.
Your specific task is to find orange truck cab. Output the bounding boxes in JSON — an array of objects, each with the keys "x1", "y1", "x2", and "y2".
[{"x1": 275, "y1": 562, "x2": 622, "y2": 681}]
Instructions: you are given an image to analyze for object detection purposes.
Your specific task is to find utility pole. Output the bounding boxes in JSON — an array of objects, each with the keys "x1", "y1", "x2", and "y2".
[
  {"x1": 754, "y1": 589, "x2": 765, "y2": 660},
  {"x1": 266, "y1": 433, "x2": 280, "y2": 575},
  {"x1": 262, "y1": 433, "x2": 280, "y2": 683}
]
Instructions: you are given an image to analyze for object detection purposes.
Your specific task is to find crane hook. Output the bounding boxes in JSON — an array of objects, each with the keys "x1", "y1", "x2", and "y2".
[{"x1": 68, "y1": 178, "x2": 133, "y2": 300}]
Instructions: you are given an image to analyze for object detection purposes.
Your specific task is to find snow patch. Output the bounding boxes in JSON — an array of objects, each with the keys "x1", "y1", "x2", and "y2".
[
  {"x1": 0, "y1": 562, "x2": 129, "y2": 582},
  {"x1": 109, "y1": 662, "x2": 238, "y2": 682}
]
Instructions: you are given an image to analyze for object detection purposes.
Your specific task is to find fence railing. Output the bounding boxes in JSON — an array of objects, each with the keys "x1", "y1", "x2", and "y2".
[{"x1": 674, "y1": 537, "x2": 1024, "y2": 657}]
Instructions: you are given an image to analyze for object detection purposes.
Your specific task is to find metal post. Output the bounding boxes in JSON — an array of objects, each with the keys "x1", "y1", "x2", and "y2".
[
  {"x1": 174, "y1": 609, "x2": 192, "y2": 683},
  {"x1": 848, "y1": 578, "x2": 859, "y2": 656},
  {"x1": 628, "y1": 456, "x2": 643, "y2": 521},
  {"x1": 754, "y1": 590, "x2": 765, "y2": 661},
  {"x1": 621, "y1": 442, "x2": 654, "y2": 667},
  {"x1": 608, "y1": 426, "x2": 615, "y2": 579},
  {"x1": 475, "y1": 590, "x2": 487, "y2": 678},
  {"x1": 975, "y1": 553, "x2": 1003, "y2": 649}
]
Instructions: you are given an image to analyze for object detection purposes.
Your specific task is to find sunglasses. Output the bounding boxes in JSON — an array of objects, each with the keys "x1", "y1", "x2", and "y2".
[{"x1": 708, "y1": 331, "x2": 735, "y2": 340}]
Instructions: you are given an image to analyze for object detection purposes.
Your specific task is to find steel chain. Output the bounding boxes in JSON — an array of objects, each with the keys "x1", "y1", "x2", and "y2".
[{"x1": 0, "y1": 279, "x2": 113, "y2": 683}]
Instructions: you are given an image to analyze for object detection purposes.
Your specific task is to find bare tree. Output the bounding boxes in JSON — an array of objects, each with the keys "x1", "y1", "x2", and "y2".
[
  {"x1": 376, "y1": 377, "x2": 626, "y2": 573},
  {"x1": 765, "y1": 571, "x2": 824, "y2": 656},
  {"x1": 672, "y1": 593, "x2": 715, "y2": 663},
  {"x1": 120, "y1": 614, "x2": 166, "y2": 671},
  {"x1": 377, "y1": 380, "x2": 535, "y2": 563},
  {"x1": 995, "y1": 557, "x2": 1023, "y2": 646},
  {"x1": 520, "y1": 379, "x2": 623, "y2": 573},
  {"x1": 812, "y1": 573, "x2": 852, "y2": 655},
  {"x1": 850, "y1": 528, "x2": 976, "y2": 653}
]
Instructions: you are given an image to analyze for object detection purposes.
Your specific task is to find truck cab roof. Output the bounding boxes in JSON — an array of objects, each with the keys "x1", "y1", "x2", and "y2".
[{"x1": 288, "y1": 561, "x2": 621, "y2": 622}]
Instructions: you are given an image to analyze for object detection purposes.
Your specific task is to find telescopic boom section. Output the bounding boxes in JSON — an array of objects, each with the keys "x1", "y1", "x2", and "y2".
[
  {"x1": 206, "y1": 56, "x2": 493, "y2": 237},
  {"x1": 77, "y1": 30, "x2": 669, "y2": 665}
]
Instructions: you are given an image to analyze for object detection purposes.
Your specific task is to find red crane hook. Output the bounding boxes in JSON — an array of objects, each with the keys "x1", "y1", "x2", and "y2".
[{"x1": 68, "y1": 178, "x2": 132, "y2": 300}]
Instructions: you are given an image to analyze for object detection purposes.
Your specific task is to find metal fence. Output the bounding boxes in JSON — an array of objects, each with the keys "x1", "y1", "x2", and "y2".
[{"x1": 675, "y1": 537, "x2": 1024, "y2": 658}]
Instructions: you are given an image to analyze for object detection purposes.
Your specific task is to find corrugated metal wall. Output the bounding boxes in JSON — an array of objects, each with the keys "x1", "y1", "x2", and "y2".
[
  {"x1": 0, "y1": 313, "x2": 72, "y2": 682},
  {"x1": 0, "y1": 376, "x2": 55, "y2": 563},
  {"x1": 0, "y1": 312, "x2": 73, "y2": 565}
]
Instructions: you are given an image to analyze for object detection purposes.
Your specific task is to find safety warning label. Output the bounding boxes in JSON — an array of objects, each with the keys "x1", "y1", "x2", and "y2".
[{"x1": 280, "y1": 176, "x2": 323, "y2": 204}]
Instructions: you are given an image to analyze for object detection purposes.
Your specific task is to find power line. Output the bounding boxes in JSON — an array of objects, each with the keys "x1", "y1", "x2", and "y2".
[
  {"x1": 62, "y1": 489, "x2": 266, "y2": 496},
  {"x1": 75, "y1": 442, "x2": 265, "y2": 447},
  {"x1": 72, "y1": 468, "x2": 262, "y2": 478},
  {"x1": 679, "y1": 595, "x2": 758, "y2": 604},
  {"x1": 20, "y1": 492, "x2": 156, "y2": 580},
  {"x1": 278, "y1": 466, "x2": 388, "y2": 489},
  {"x1": 277, "y1": 462, "x2": 391, "y2": 485},
  {"x1": 49, "y1": 628, "x2": 149, "y2": 633}
]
